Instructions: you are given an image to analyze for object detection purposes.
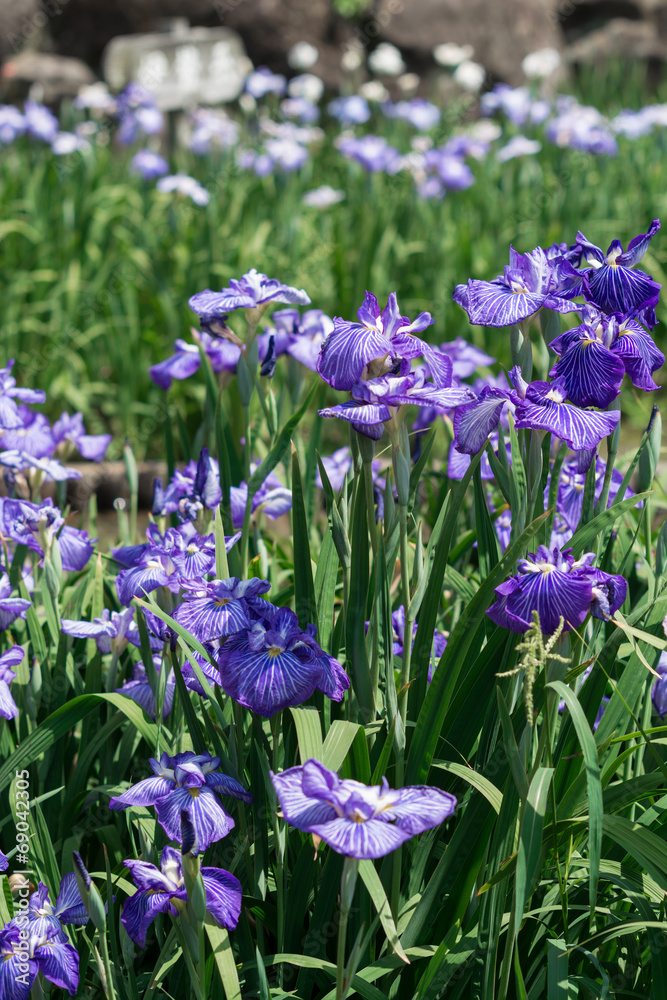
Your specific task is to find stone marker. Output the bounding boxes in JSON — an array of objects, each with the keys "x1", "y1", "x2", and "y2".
[{"x1": 102, "y1": 24, "x2": 252, "y2": 109}]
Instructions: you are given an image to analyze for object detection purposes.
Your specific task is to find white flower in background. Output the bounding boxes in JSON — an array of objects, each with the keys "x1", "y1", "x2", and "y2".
[
  {"x1": 433, "y1": 43, "x2": 474, "y2": 68},
  {"x1": 288, "y1": 73, "x2": 325, "y2": 104},
  {"x1": 496, "y1": 135, "x2": 542, "y2": 162},
  {"x1": 157, "y1": 173, "x2": 210, "y2": 205},
  {"x1": 397, "y1": 73, "x2": 420, "y2": 95},
  {"x1": 239, "y1": 93, "x2": 256, "y2": 114},
  {"x1": 521, "y1": 47, "x2": 562, "y2": 80},
  {"x1": 358, "y1": 80, "x2": 390, "y2": 102},
  {"x1": 288, "y1": 41, "x2": 320, "y2": 71},
  {"x1": 411, "y1": 135, "x2": 433, "y2": 153},
  {"x1": 52, "y1": 131, "x2": 90, "y2": 155},
  {"x1": 453, "y1": 60, "x2": 486, "y2": 92},
  {"x1": 341, "y1": 46, "x2": 364, "y2": 72},
  {"x1": 302, "y1": 186, "x2": 345, "y2": 207},
  {"x1": 368, "y1": 43, "x2": 406, "y2": 77},
  {"x1": 469, "y1": 119, "x2": 503, "y2": 142}
]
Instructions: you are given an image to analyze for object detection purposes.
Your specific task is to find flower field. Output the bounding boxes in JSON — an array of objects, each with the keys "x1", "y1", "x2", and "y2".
[{"x1": 2, "y1": 56, "x2": 667, "y2": 999}]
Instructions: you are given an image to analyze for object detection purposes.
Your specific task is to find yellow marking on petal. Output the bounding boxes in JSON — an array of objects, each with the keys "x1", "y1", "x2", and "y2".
[
  {"x1": 188, "y1": 788, "x2": 200, "y2": 798},
  {"x1": 267, "y1": 645, "x2": 284, "y2": 658},
  {"x1": 215, "y1": 598, "x2": 230, "y2": 606}
]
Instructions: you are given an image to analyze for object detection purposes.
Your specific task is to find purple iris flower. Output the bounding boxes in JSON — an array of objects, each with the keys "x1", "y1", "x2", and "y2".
[
  {"x1": 172, "y1": 577, "x2": 271, "y2": 643},
  {"x1": 423, "y1": 149, "x2": 475, "y2": 190},
  {"x1": 275, "y1": 308, "x2": 334, "y2": 372},
  {"x1": 317, "y1": 291, "x2": 448, "y2": 391},
  {"x1": 0, "y1": 574, "x2": 31, "y2": 630},
  {"x1": 26, "y1": 876, "x2": 88, "y2": 942},
  {"x1": 0, "y1": 918, "x2": 79, "y2": 999},
  {"x1": 382, "y1": 605, "x2": 447, "y2": 682},
  {"x1": 453, "y1": 246, "x2": 582, "y2": 328},
  {"x1": 513, "y1": 379, "x2": 621, "y2": 452},
  {"x1": 245, "y1": 66, "x2": 286, "y2": 98},
  {"x1": 152, "y1": 448, "x2": 221, "y2": 522},
  {"x1": 487, "y1": 545, "x2": 627, "y2": 634},
  {"x1": 23, "y1": 101, "x2": 59, "y2": 143},
  {"x1": 215, "y1": 607, "x2": 350, "y2": 717},
  {"x1": 1, "y1": 407, "x2": 54, "y2": 458},
  {"x1": 548, "y1": 457, "x2": 637, "y2": 534},
  {"x1": 149, "y1": 331, "x2": 241, "y2": 389},
  {"x1": 109, "y1": 751, "x2": 252, "y2": 851},
  {"x1": 319, "y1": 366, "x2": 476, "y2": 439},
  {"x1": 550, "y1": 305, "x2": 665, "y2": 402},
  {"x1": 437, "y1": 337, "x2": 495, "y2": 379},
  {"x1": 116, "y1": 658, "x2": 175, "y2": 720},
  {"x1": 229, "y1": 471, "x2": 293, "y2": 528},
  {"x1": 52, "y1": 412, "x2": 111, "y2": 462},
  {"x1": 316, "y1": 446, "x2": 357, "y2": 492},
  {"x1": 0, "y1": 361, "x2": 46, "y2": 429},
  {"x1": 115, "y1": 83, "x2": 163, "y2": 144},
  {"x1": 570, "y1": 220, "x2": 661, "y2": 326},
  {"x1": 131, "y1": 149, "x2": 169, "y2": 180},
  {"x1": 0, "y1": 450, "x2": 79, "y2": 484},
  {"x1": 337, "y1": 135, "x2": 401, "y2": 173},
  {"x1": 270, "y1": 759, "x2": 456, "y2": 859},
  {"x1": 189, "y1": 269, "x2": 310, "y2": 325},
  {"x1": 382, "y1": 98, "x2": 441, "y2": 130},
  {"x1": 1, "y1": 498, "x2": 95, "y2": 572},
  {"x1": 652, "y1": 653, "x2": 667, "y2": 717},
  {"x1": 115, "y1": 549, "x2": 181, "y2": 607},
  {"x1": 0, "y1": 850, "x2": 7, "y2": 871},
  {"x1": 0, "y1": 646, "x2": 25, "y2": 720},
  {"x1": 328, "y1": 95, "x2": 370, "y2": 125},
  {"x1": 122, "y1": 846, "x2": 242, "y2": 947},
  {"x1": 60, "y1": 607, "x2": 162, "y2": 654},
  {"x1": 0, "y1": 105, "x2": 26, "y2": 145}
]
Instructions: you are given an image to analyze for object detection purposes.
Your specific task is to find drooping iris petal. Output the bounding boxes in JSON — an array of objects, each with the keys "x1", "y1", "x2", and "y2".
[
  {"x1": 317, "y1": 321, "x2": 391, "y2": 391},
  {"x1": 54, "y1": 873, "x2": 88, "y2": 925},
  {"x1": 514, "y1": 381, "x2": 620, "y2": 451},
  {"x1": 155, "y1": 786, "x2": 235, "y2": 850},
  {"x1": 586, "y1": 265, "x2": 661, "y2": 320},
  {"x1": 487, "y1": 571, "x2": 593, "y2": 634},
  {"x1": 453, "y1": 387, "x2": 515, "y2": 455},
  {"x1": 310, "y1": 815, "x2": 411, "y2": 859},
  {"x1": 109, "y1": 775, "x2": 175, "y2": 810},
  {"x1": 200, "y1": 869, "x2": 243, "y2": 930},
  {"x1": 217, "y1": 644, "x2": 328, "y2": 717},
  {"x1": 32, "y1": 934, "x2": 80, "y2": 994},
  {"x1": 270, "y1": 765, "x2": 339, "y2": 829},
  {"x1": 121, "y1": 888, "x2": 182, "y2": 947},
  {"x1": 611, "y1": 321, "x2": 664, "y2": 391},
  {"x1": 464, "y1": 279, "x2": 546, "y2": 327},
  {"x1": 387, "y1": 786, "x2": 458, "y2": 835},
  {"x1": 549, "y1": 337, "x2": 625, "y2": 408},
  {"x1": 588, "y1": 570, "x2": 627, "y2": 619}
]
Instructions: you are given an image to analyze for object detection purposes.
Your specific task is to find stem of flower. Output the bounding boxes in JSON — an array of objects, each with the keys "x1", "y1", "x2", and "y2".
[
  {"x1": 336, "y1": 856, "x2": 360, "y2": 1000},
  {"x1": 271, "y1": 711, "x2": 285, "y2": 989}
]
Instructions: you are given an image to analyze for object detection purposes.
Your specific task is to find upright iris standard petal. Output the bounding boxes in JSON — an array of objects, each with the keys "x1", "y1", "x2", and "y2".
[
  {"x1": 611, "y1": 319, "x2": 665, "y2": 391},
  {"x1": 513, "y1": 381, "x2": 620, "y2": 451}
]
